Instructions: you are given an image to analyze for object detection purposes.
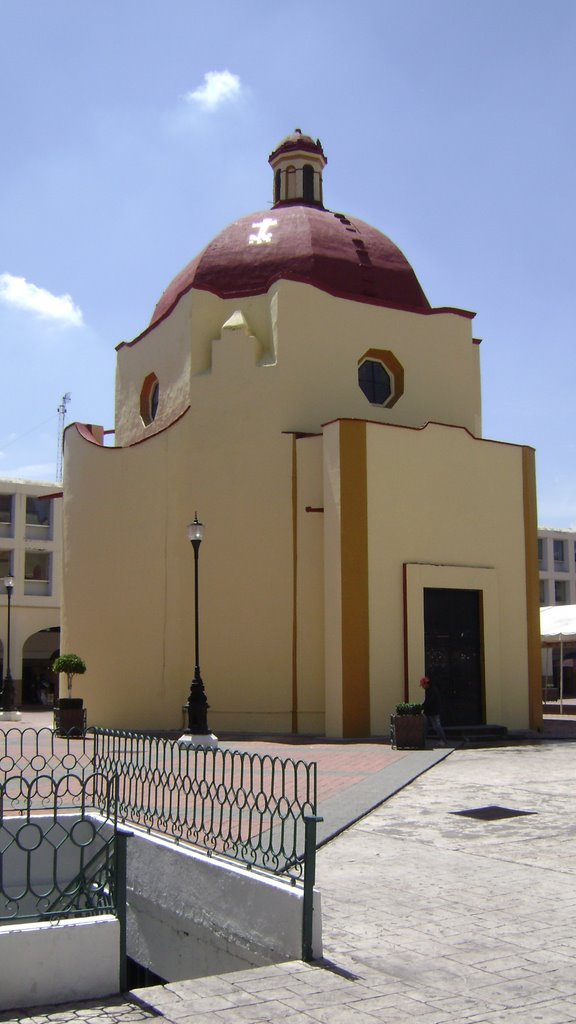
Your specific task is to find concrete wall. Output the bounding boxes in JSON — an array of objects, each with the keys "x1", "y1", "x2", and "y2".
[
  {"x1": 0, "y1": 812, "x2": 122, "y2": 1009},
  {"x1": 124, "y1": 825, "x2": 322, "y2": 981},
  {"x1": 0, "y1": 916, "x2": 120, "y2": 1011}
]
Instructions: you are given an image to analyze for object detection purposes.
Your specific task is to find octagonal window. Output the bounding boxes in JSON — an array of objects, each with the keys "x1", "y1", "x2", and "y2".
[{"x1": 357, "y1": 349, "x2": 404, "y2": 409}]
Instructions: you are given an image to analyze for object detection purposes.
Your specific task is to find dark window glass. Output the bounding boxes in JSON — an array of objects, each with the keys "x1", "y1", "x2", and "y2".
[
  {"x1": 140, "y1": 373, "x2": 159, "y2": 425},
  {"x1": 0, "y1": 495, "x2": 12, "y2": 524},
  {"x1": 274, "y1": 170, "x2": 281, "y2": 202},
  {"x1": 554, "y1": 540, "x2": 565, "y2": 563},
  {"x1": 358, "y1": 360, "x2": 391, "y2": 405},
  {"x1": 25, "y1": 551, "x2": 50, "y2": 581},
  {"x1": 150, "y1": 380, "x2": 159, "y2": 421},
  {"x1": 302, "y1": 164, "x2": 314, "y2": 202},
  {"x1": 26, "y1": 497, "x2": 51, "y2": 527}
]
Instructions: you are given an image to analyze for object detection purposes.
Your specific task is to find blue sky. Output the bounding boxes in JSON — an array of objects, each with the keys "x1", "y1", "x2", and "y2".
[{"x1": 1, "y1": 0, "x2": 574, "y2": 524}]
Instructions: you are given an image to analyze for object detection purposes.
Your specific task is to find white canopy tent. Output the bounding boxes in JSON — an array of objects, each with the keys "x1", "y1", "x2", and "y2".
[{"x1": 541, "y1": 605, "x2": 576, "y2": 707}]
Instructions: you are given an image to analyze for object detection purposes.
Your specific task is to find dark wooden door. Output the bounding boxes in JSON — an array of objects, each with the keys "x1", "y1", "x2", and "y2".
[{"x1": 424, "y1": 588, "x2": 484, "y2": 726}]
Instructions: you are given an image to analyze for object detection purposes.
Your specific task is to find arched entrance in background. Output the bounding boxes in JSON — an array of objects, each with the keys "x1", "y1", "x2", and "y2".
[{"x1": 22, "y1": 627, "x2": 60, "y2": 706}]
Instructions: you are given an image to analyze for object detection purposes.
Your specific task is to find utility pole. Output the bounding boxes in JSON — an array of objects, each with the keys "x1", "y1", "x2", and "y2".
[{"x1": 56, "y1": 392, "x2": 71, "y2": 482}]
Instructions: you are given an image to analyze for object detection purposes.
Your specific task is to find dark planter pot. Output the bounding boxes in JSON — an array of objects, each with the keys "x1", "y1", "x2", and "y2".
[
  {"x1": 391, "y1": 713, "x2": 425, "y2": 749},
  {"x1": 55, "y1": 698, "x2": 86, "y2": 738}
]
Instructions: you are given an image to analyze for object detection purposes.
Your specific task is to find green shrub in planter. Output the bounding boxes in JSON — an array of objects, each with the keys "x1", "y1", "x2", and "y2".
[
  {"x1": 52, "y1": 653, "x2": 87, "y2": 737},
  {"x1": 52, "y1": 653, "x2": 86, "y2": 699},
  {"x1": 391, "y1": 701, "x2": 425, "y2": 748},
  {"x1": 394, "y1": 702, "x2": 423, "y2": 716}
]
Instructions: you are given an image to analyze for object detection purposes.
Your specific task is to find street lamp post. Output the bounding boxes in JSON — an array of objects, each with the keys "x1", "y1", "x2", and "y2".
[
  {"x1": 179, "y1": 514, "x2": 218, "y2": 748},
  {"x1": 1, "y1": 575, "x2": 16, "y2": 714}
]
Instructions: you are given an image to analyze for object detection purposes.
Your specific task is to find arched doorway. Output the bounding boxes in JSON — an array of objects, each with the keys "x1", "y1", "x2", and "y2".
[{"x1": 22, "y1": 627, "x2": 60, "y2": 706}]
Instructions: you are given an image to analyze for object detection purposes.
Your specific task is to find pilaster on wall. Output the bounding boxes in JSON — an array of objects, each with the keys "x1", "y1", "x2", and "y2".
[
  {"x1": 323, "y1": 421, "x2": 370, "y2": 738},
  {"x1": 522, "y1": 447, "x2": 542, "y2": 731},
  {"x1": 340, "y1": 421, "x2": 370, "y2": 736}
]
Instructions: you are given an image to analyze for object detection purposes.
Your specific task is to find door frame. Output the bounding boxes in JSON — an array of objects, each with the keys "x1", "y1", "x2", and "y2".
[{"x1": 404, "y1": 563, "x2": 502, "y2": 721}]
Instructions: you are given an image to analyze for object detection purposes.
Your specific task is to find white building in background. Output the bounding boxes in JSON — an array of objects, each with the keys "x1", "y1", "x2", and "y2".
[
  {"x1": 538, "y1": 528, "x2": 576, "y2": 606},
  {"x1": 0, "y1": 479, "x2": 62, "y2": 705}
]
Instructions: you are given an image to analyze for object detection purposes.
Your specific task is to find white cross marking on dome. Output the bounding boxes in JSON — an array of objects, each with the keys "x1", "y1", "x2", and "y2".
[{"x1": 248, "y1": 218, "x2": 277, "y2": 245}]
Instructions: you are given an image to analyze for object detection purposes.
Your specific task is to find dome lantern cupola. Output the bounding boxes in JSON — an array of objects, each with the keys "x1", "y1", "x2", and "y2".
[
  {"x1": 148, "y1": 130, "x2": 432, "y2": 327},
  {"x1": 268, "y1": 128, "x2": 327, "y2": 208}
]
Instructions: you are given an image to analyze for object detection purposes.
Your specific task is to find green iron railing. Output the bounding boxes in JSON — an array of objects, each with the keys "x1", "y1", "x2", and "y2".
[
  {"x1": 0, "y1": 726, "x2": 321, "y2": 960},
  {"x1": 92, "y1": 729, "x2": 318, "y2": 882},
  {"x1": 0, "y1": 771, "x2": 131, "y2": 988},
  {"x1": 0, "y1": 726, "x2": 95, "y2": 805},
  {"x1": 0, "y1": 772, "x2": 123, "y2": 922}
]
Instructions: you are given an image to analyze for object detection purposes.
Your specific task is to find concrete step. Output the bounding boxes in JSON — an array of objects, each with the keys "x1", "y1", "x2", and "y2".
[{"x1": 443, "y1": 723, "x2": 509, "y2": 743}]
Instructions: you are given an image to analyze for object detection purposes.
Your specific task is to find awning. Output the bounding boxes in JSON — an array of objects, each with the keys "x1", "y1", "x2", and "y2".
[{"x1": 541, "y1": 605, "x2": 576, "y2": 645}]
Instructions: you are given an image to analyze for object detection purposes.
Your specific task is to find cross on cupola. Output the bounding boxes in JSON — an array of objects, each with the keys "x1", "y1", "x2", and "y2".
[{"x1": 268, "y1": 128, "x2": 327, "y2": 209}]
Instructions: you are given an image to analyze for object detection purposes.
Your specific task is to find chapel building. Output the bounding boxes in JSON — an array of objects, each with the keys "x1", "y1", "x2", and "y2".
[{"x1": 62, "y1": 129, "x2": 542, "y2": 735}]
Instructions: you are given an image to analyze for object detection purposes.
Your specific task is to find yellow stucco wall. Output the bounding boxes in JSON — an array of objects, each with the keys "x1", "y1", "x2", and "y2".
[
  {"x1": 321, "y1": 418, "x2": 539, "y2": 735},
  {"x1": 294, "y1": 435, "x2": 325, "y2": 734},
  {"x1": 114, "y1": 280, "x2": 481, "y2": 448},
  {"x1": 65, "y1": 311, "x2": 301, "y2": 730},
  {"x1": 63, "y1": 272, "x2": 535, "y2": 736}
]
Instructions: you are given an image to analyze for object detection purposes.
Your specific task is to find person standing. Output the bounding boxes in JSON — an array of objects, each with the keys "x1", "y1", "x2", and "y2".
[{"x1": 420, "y1": 676, "x2": 447, "y2": 746}]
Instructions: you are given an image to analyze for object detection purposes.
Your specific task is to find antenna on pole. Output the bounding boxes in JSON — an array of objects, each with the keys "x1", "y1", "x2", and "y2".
[{"x1": 56, "y1": 392, "x2": 71, "y2": 482}]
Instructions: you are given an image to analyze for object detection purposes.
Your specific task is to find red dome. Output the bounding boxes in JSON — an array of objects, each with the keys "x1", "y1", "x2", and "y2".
[{"x1": 150, "y1": 205, "x2": 429, "y2": 326}]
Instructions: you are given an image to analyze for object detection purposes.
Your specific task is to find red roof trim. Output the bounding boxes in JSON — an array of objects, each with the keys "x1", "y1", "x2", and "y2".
[
  {"x1": 269, "y1": 139, "x2": 325, "y2": 162},
  {"x1": 74, "y1": 423, "x2": 104, "y2": 445},
  {"x1": 322, "y1": 417, "x2": 535, "y2": 452},
  {"x1": 70, "y1": 409, "x2": 190, "y2": 450}
]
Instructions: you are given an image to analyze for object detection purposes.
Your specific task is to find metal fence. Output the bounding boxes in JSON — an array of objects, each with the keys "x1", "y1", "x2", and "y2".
[
  {"x1": 0, "y1": 772, "x2": 122, "y2": 922},
  {"x1": 0, "y1": 727, "x2": 319, "y2": 879},
  {"x1": 0, "y1": 725, "x2": 321, "y2": 959},
  {"x1": 0, "y1": 726, "x2": 94, "y2": 797},
  {"x1": 93, "y1": 729, "x2": 318, "y2": 881}
]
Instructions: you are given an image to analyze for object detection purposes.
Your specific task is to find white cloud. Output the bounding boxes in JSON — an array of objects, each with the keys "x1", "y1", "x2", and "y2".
[
  {"x1": 0, "y1": 273, "x2": 83, "y2": 326},
  {"x1": 184, "y1": 70, "x2": 242, "y2": 111}
]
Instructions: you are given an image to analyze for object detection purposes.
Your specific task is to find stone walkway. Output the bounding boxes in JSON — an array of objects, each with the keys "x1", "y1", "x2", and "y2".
[
  {"x1": 3, "y1": 717, "x2": 576, "y2": 1022},
  {"x1": 124, "y1": 740, "x2": 576, "y2": 1022}
]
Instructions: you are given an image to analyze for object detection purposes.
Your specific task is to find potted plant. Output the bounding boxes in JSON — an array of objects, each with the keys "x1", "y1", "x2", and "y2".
[
  {"x1": 52, "y1": 653, "x2": 87, "y2": 736},
  {"x1": 390, "y1": 701, "x2": 425, "y2": 749}
]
